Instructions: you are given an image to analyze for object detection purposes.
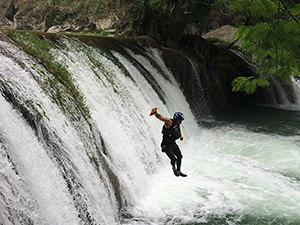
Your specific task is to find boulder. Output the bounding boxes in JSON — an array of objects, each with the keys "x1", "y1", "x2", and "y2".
[
  {"x1": 202, "y1": 25, "x2": 237, "y2": 43},
  {"x1": 47, "y1": 25, "x2": 63, "y2": 33},
  {"x1": 47, "y1": 23, "x2": 73, "y2": 33},
  {"x1": 95, "y1": 13, "x2": 118, "y2": 30},
  {"x1": 13, "y1": 2, "x2": 50, "y2": 31}
]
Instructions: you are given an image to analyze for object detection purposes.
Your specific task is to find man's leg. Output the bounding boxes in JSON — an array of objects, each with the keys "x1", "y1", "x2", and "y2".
[
  {"x1": 172, "y1": 145, "x2": 183, "y2": 171},
  {"x1": 163, "y1": 145, "x2": 176, "y2": 168},
  {"x1": 162, "y1": 144, "x2": 179, "y2": 176},
  {"x1": 172, "y1": 146, "x2": 187, "y2": 177}
]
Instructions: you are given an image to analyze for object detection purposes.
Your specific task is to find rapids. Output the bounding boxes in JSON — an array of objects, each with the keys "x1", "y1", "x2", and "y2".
[{"x1": 1, "y1": 31, "x2": 300, "y2": 225}]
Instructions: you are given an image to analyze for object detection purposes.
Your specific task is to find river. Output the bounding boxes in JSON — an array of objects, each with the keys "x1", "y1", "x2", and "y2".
[{"x1": 1, "y1": 31, "x2": 300, "y2": 225}]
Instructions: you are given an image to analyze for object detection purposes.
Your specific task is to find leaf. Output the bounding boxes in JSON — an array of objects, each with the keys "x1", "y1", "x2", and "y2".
[
  {"x1": 255, "y1": 76, "x2": 270, "y2": 87},
  {"x1": 231, "y1": 76, "x2": 270, "y2": 95},
  {"x1": 231, "y1": 76, "x2": 253, "y2": 93},
  {"x1": 233, "y1": 26, "x2": 250, "y2": 43}
]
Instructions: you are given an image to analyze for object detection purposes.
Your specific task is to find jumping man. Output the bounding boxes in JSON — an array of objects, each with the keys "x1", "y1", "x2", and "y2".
[{"x1": 150, "y1": 107, "x2": 187, "y2": 177}]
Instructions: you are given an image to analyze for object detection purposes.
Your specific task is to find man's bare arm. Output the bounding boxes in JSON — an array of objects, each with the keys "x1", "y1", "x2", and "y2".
[{"x1": 150, "y1": 108, "x2": 172, "y2": 128}]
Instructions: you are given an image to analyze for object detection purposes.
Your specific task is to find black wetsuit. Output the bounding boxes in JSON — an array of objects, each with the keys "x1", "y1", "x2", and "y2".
[{"x1": 161, "y1": 119, "x2": 183, "y2": 171}]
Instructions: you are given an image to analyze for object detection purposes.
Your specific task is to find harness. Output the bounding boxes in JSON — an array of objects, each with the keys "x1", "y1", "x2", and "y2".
[{"x1": 161, "y1": 119, "x2": 181, "y2": 144}]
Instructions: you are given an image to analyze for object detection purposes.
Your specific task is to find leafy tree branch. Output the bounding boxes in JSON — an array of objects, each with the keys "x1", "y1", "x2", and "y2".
[{"x1": 225, "y1": 0, "x2": 300, "y2": 94}]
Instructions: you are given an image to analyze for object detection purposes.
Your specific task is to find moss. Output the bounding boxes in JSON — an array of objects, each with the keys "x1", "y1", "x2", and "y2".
[
  {"x1": 5, "y1": 29, "x2": 91, "y2": 120},
  {"x1": 64, "y1": 30, "x2": 110, "y2": 37},
  {"x1": 90, "y1": 154, "x2": 100, "y2": 169}
]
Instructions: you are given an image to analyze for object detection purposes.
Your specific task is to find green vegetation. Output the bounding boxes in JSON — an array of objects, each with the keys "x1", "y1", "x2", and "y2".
[
  {"x1": 4, "y1": 29, "x2": 90, "y2": 120},
  {"x1": 64, "y1": 30, "x2": 110, "y2": 37},
  {"x1": 223, "y1": 0, "x2": 300, "y2": 94},
  {"x1": 144, "y1": 0, "x2": 217, "y2": 47},
  {"x1": 90, "y1": 154, "x2": 100, "y2": 169},
  {"x1": 147, "y1": 0, "x2": 214, "y2": 21},
  {"x1": 231, "y1": 76, "x2": 270, "y2": 95},
  {"x1": 54, "y1": 9, "x2": 66, "y2": 25},
  {"x1": 44, "y1": 0, "x2": 110, "y2": 30},
  {"x1": 128, "y1": 0, "x2": 144, "y2": 19},
  {"x1": 49, "y1": 0, "x2": 107, "y2": 15}
]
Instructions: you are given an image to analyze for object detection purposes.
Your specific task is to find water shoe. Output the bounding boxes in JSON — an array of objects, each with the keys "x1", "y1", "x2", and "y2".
[{"x1": 179, "y1": 172, "x2": 187, "y2": 177}]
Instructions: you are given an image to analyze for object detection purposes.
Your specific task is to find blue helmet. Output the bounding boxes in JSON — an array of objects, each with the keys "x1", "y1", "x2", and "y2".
[{"x1": 173, "y1": 112, "x2": 184, "y2": 122}]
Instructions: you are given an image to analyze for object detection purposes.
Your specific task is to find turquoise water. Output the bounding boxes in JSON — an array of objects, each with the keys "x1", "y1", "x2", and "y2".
[{"x1": 211, "y1": 104, "x2": 300, "y2": 136}]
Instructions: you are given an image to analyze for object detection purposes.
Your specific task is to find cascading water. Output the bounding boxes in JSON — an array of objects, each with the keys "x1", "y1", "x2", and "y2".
[{"x1": 1, "y1": 30, "x2": 300, "y2": 225}]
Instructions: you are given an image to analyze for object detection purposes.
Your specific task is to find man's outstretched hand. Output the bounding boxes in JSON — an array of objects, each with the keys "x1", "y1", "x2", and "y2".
[{"x1": 150, "y1": 107, "x2": 157, "y2": 116}]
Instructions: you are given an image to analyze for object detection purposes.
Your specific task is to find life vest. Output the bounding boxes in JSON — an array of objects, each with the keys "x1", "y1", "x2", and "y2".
[{"x1": 161, "y1": 119, "x2": 181, "y2": 144}]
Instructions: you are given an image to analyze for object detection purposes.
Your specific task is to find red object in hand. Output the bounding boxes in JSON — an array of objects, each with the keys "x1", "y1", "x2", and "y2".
[{"x1": 150, "y1": 107, "x2": 157, "y2": 116}]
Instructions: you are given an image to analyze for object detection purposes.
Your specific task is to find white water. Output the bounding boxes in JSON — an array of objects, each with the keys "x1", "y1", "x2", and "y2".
[
  {"x1": 122, "y1": 125, "x2": 300, "y2": 224},
  {"x1": 1, "y1": 35, "x2": 300, "y2": 224},
  {"x1": 0, "y1": 39, "x2": 119, "y2": 224}
]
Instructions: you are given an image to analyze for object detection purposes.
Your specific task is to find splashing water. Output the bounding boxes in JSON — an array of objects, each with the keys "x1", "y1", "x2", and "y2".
[{"x1": 1, "y1": 32, "x2": 300, "y2": 225}]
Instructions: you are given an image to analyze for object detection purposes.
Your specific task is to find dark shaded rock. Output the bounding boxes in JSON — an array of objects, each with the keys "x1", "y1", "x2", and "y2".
[
  {"x1": 0, "y1": 0, "x2": 15, "y2": 21},
  {"x1": 84, "y1": 22, "x2": 96, "y2": 32}
]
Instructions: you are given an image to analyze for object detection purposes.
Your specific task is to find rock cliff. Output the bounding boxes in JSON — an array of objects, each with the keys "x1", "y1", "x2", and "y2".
[{"x1": 0, "y1": 0, "x2": 133, "y2": 33}]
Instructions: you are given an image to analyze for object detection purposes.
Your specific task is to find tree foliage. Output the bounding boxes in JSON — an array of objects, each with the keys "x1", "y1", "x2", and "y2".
[
  {"x1": 134, "y1": 0, "x2": 217, "y2": 47},
  {"x1": 147, "y1": 0, "x2": 215, "y2": 20},
  {"x1": 224, "y1": 0, "x2": 300, "y2": 94}
]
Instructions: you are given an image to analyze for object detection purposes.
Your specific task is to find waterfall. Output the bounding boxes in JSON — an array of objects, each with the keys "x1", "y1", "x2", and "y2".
[
  {"x1": 0, "y1": 31, "x2": 199, "y2": 224},
  {"x1": 2, "y1": 31, "x2": 300, "y2": 225},
  {"x1": 0, "y1": 34, "x2": 122, "y2": 224}
]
